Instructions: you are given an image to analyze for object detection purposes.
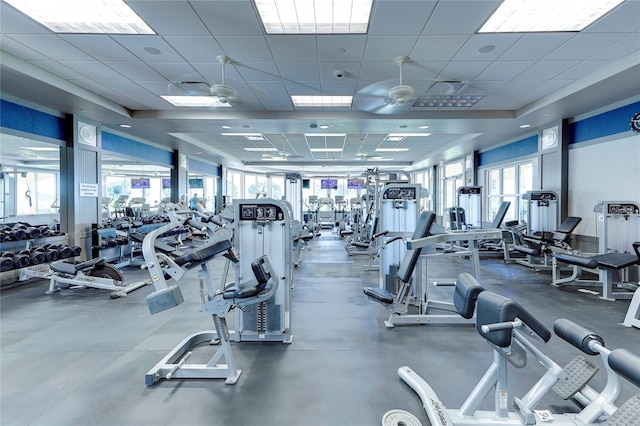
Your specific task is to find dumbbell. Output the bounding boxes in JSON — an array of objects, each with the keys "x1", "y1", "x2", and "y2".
[
  {"x1": 9, "y1": 225, "x2": 27, "y2": 241},
  {"x1": 43, "y1": 244, "x2": 60, "y2": 262},
  {"x1": 69, "y1": 246, "x2": 82, "y2": 257},
  {"x1": 56, "y1": 245, "x2": 73, "y2": 259},
  {"x1": 13, "y1": 250, "x2": 31, "y2": 268},
  {"x1": 28, "y1": 248, "x2": 46, "y2": 265},
  {"x1": 0, "y1": 252, "x2": 14, "y2": 272}
]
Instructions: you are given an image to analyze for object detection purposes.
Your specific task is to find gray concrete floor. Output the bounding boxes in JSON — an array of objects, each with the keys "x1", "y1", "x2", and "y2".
[{"x1": 1, "y1": 233, "x2": 638, "y2": 425}]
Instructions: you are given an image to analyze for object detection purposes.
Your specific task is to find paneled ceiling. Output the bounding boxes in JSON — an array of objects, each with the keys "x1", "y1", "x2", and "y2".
[{"x1": 1, "y1": 0, "x2": 639, "y2": 175}]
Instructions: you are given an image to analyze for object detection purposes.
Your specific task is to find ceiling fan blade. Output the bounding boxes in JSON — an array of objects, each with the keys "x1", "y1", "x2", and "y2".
[{"x1": 354, "y1": 79, "x2": 416, "y2": 114}]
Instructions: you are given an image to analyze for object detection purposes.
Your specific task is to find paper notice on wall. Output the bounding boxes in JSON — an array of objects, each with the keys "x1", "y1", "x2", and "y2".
[{"x1": 79, "y1": 183, "x2": 99, "y2": 197}]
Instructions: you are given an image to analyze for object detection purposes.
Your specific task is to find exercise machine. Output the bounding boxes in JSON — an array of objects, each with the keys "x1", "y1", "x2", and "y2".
[
  {"x1": 513, "y1": 190, "x2": 560, "y2": 270},
  {"x1": 46, "y1": 256, "x2": 151, "y2": 298},
  {"x1": 317, "y1": 197, "x2": 334, "y2": 229},
  {"x1": 378, "y1": 183, "x2": 423, "y2": 295},
  {"x1": 551, "y1": 202, "x2": 640, "y2": 300},
  {"x1": 450, "y1": 186, "x2": 482, "y2": 229},
  {"x1": 364, "y1": 211, "x2": 486, "y2": 327},
  {"x1": 233, "y1": 199, "x2": 293, "y2": 343},
  {"x1": 393, "y1": 290, "x2": 640, "y2": 425},
  {"x1": 141, "y1": 211, "x2": 282, "y2": 385}
]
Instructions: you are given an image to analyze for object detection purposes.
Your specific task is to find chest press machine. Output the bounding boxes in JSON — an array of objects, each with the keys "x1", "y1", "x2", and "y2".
[
  {"x1": 141, "y1": 211, "x2": 281, "y2": 385},
  {"x1": 363, "y1": 211, "x2": 486, "y2": 328}
]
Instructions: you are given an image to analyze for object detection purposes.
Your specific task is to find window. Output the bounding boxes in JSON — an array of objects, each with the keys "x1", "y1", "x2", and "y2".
[
  {"x1": 14, "y1": 171, "x2": 59, "y2": 215},
  {"x1": 485, "y1": 161, "x2": 533, "y2": 223},
  {"x1": 440, "y1": 161, "x2": 463, "y2": 219}
]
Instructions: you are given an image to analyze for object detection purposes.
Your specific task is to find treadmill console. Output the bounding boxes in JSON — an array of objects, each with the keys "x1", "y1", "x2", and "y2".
[
  {"x1": 382, "y1": 186, "x2": 416, "y2": 200},
  {"x1": 239, "y1": 204, "x2": 285, "y2": 221}
]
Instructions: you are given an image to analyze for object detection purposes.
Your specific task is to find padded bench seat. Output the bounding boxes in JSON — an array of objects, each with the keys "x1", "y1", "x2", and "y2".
[
  {"x1": 555, "y1": 252, "x2": 639, "y2": 270},
  {"x1": 50, "y1": 257, "x2": 104, "y2": 274},
  {"x1": 173, "y1": 240, "x2": 232, "y2": 269}
]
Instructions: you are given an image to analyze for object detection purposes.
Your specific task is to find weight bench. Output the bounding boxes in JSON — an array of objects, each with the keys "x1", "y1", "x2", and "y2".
[
  {"x1": 47, "y1": 256, "x2": 151, "y2": 298},
  {"x1": 553, "y1": 241, "x2": 640, "y2": 301}
]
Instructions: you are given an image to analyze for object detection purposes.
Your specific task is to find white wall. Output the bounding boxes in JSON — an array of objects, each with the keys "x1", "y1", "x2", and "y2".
[{"x1": 568, "y1": 134, "x2": 640, "y2": 237}]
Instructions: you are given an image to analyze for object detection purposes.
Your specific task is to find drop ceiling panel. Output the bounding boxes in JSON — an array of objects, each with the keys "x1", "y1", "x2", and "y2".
[
  {"x1": 232, "y1": 61, "x2": 281, "y2": 82},
  {"x1": 7, "y1": 35, "x2": 93, "y2": 61},
  {"x1": 317, "y1": 36, "x2": 366, "y2": 62},
  {"x1": 515, "y1": 61, "x2": 580, "y2": 81},
  {"x1": 102, "y1": 61, "x2": 165, "y2": 81},
  {"x1": 362, "y1": 36, "x2": 419, "y2": 61},
  {"x1": 128, "y1": 1, "x2": 210, "y2": 36},
  {"x1": 475, "y1": 61, "x2": 536, "y2": 81},
  {"x1": 60, "y1": 35, "x2": 139, "y2": 61},
  {"x1": 1, "y1": 37, "x2": 49, "y2": 61},
  {"x1": 319, "y1": 80, "x2": 358, "y2": 96},
  {"x1": 57, "y1": 61, "x2": 127, "y2": 80},
  {"x1": 545, "y1": 33, "x2": 629, "y2": 61},
  {"x1": 368, "y1": 1, "x2": 434, "y2": 35},
  {"x1": 423, "y1": 1, "x2": 499, "y2": 35},
  {"x1": 190, "y1": 1, "x2": 264, "y2": 36},
  {"x1": 318, "y1": 62, "x2": 362, "y2": 81},
  {"x1": 215, "y1": 36, "x2": 274, "y2": 62},
  {"x1": 499, "y1": 33, "x2": 576, "y2": 61},
  {"x1": 144, "y1": 62, "x2": 200, "y2": 81},
  {"x1": 277, "y1": 62, "x2": 320, "y2": 81},
  {"x1": 164, "y1": 36, "x2": 224, "y2": 62},
  {"x1": 29, "y1": 60, "x2": 87, "y2": 80},
  {"x1": 0, "y1": 3, "x2": 49, "y2": 34},
  {"x1": 267, "y1": 36, "x2": 318, "y2": 61},
  {"x1": 555, "y1": 61, "x2": 612, "y2": 80},
  {"x1": 70, "y1": 79, "x2": 120, "y2": 95},
  {"x1": 111, "y1": 36, "x2": 184, "y2": 62},
  {"x1": 248, "y1": 81, "x2": 289, "y2": 99},
  {"x1": 439, "y1": 61, "x2": 490, "y2": 81},
  {"x1": 590, "y1": 34, "x2": 640, "y2": 61},
  {"x1": 454, "y1": 34, "x2": 522, "y2": 61},
  {"x1": 410, "y1": 35, "x2": 470, "y2": 62},
  {"x1": 284, "y1": 81, "x2": 322, "y2": 96},
  {"x1": 583, "y1": 1, "x2": 640, "y2": 33}
]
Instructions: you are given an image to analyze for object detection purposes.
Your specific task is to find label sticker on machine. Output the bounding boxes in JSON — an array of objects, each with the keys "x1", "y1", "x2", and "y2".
[
  {"x1": 239, "y1": 204, "x2": 284, "y2": 221},
  {"x1": 534, "y1": 410, "x2": 554, "y2": 422},
  {"x1": 383, "y1": 186, "x2": 416, "y2": 200}
]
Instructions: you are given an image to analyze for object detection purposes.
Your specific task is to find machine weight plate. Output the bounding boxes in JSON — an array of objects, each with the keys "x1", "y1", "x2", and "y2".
[
  {"x1": 88, "y1": 264, "x2": 126, "y2": 286},
  {"x1": 382, "y1": 409, "x2": 422, "y2": 426}
]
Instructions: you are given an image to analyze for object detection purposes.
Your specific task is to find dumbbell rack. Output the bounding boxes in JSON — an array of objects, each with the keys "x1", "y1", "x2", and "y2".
[{"x1": 0, "y1": 234, "x2": 69, "y2": 287}]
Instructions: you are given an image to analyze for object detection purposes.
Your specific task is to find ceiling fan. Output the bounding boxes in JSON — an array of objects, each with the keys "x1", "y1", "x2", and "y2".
[
  {"x1": 167, "y1": 55, "x2": 242, "y2": 105},
  {"x1": 353, "y1": 55, "x2": 417, "y2": 114}
]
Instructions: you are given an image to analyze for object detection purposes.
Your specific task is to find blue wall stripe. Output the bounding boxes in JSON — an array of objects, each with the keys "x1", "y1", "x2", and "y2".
[
  {"x1": 0, "y1": 99, "x2": 66, "y2": 141},
  {"x1": 189, "y1": 157, "x2": 221, "y2": 177},
  {"x1": 569, "y1": 100, "x2": 640, "y2": 144},
  {"x1": 478, "y1": 135, "x2": 538, "y2": 167},
  {"x1": 102, "y1": 131, "x2": 173, "y2": 166}
]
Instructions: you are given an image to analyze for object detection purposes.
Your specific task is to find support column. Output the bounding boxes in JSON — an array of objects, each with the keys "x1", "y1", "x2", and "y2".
[
  {"x1": 60, "y1": 116, "x2": 101, "y2": 260},
  {"x1": 171, "y1": 151, "x2": 189, "y2": 206}
]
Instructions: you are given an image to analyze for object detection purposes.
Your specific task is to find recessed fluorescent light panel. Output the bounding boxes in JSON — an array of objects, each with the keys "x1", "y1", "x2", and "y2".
[
  {"x1": 292, "y1": 96, "x2": 353, "y2": 107},
  {"x1": 375, "y1": 148, "x2": 409, "y2": 152},
  {"x1": 161, "y1": 96, "x2": 231, "y2": 107},
  {"x1": 221, "y1": 133, "x2": 267, "y2": 141},
  {"x1": 479, "y1": 0, "x2": 624, "y2": 33},
  {"x1": 254, "y1": 0, "x2": 373, "y2": 34},
  {"x1": 310, "y1": 148, "x2": 343, "y2": 153},
  {"x1": 244, "y1": 147, "x2": 278, "y2": 152},
  {"x1": 24, "y1": 147, "x2": 59, "y2": 151},
  {"x1": 304, "y1": 133, "x2": 346, "y2": 137},
  {"x1": 5, "y1": 0, "x2": 155, "y2": 34}
]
